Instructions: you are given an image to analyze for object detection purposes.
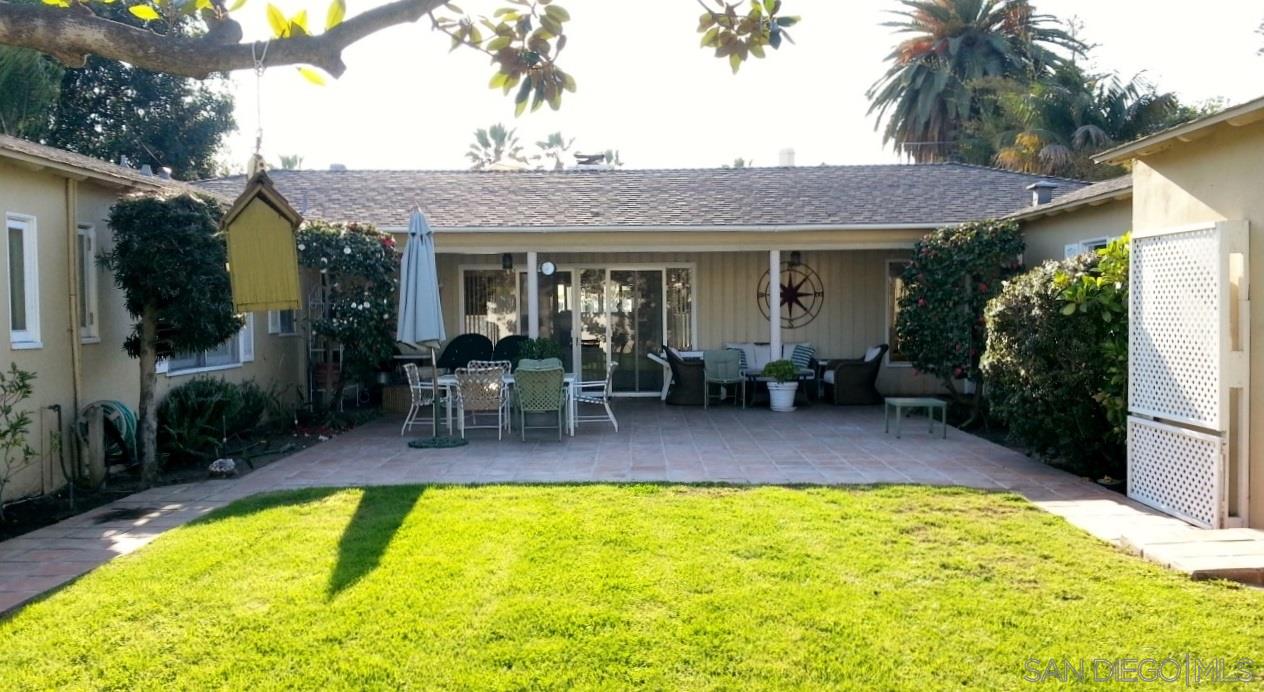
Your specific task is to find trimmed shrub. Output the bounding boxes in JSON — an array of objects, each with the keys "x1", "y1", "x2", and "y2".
[
  {"x1": 981, "y1": 238, "x2": 1129, "y2": 479},
  {"x1": 157, "y1": 377, "x2": 280, "y2": 467},
  {"x1": 519, "y1": 337, "x2": 564, "y2": 361},
  {"x1": 896, "y1": 219, "x2": 1025, "y2": 415}
]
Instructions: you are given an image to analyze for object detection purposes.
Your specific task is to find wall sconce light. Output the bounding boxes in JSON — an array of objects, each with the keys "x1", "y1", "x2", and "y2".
[
  {"x1": 789, "y1": 250, "x2": 802, "y2": 267},
  {"x1": 501, "y1": 253, "x2": 514, "y2": 271}
]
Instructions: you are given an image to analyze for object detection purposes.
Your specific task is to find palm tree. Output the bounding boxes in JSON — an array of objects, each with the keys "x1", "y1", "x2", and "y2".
[
  {"x1": 0, "y1": 46, "x2": 62, "y2": 139},
  {"x1": 534, "y1": 132, "x2": 575, "y2": 171},
  {"x1": 867, "y1": 0, "x2": 1084, "y2": 162},
  {"x1": 277, "y1": 154, "x2": 304, "y2": 170},
  {"x1": 467, "y1": 123, "x2": 529, "y2": 170},
  {"x1": 990, "y1": 65, "x2": 1197, "y2": 178}
]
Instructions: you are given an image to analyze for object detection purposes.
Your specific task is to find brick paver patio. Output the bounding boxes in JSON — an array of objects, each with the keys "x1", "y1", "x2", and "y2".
[{"x1": 1, "y1": 401, "x2": 1260, "y2": 614}]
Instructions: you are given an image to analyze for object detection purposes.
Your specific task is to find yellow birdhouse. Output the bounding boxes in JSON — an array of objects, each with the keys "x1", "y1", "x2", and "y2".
[{"x1": 222, "y1": 171, "x2": 303, "y2": 313}]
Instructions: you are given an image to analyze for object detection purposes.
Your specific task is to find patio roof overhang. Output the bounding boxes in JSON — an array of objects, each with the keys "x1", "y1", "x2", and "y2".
[
  {"x1": 382, "y1": 223, "x2": 941, "y2": 253},
  {"x1": 1095, "y1": 94, "x2": 1264, "y2": 164}
]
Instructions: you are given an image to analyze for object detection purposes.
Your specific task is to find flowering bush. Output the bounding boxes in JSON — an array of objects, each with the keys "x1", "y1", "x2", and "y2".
[
  {"x1": 896, "y1": 219, "x2": 1024, "y2": 414},
  {"x1": 981, "y1": 237, "x2": 1129, "y2": 479},
  {"x1": 297, "y1": 221, "x2": 399, "y2": 402}
]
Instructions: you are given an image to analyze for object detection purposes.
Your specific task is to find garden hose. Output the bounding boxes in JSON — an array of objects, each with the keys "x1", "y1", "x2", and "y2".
[{"x1": 74, "y1": 400, "x2": 139, "y2": 488}]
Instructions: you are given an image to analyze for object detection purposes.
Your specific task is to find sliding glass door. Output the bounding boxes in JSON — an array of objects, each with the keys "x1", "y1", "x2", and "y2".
[
  {"x1": 462, "y1": 263, "x2": 693, "y2": 394},
  {"x1": 609, "y1": 269, "x2": 663, "y2": 393},
  {"x1": 578, "y1": 269, "x2": 608, "y2": 382}
]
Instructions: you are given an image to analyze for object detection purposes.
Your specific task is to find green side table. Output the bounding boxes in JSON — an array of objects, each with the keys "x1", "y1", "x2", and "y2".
[{"x1": 884, "y1": 397, "x2": 948, "y2": 439}]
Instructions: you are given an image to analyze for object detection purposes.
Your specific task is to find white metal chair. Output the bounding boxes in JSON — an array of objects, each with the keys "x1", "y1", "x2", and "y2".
[
  {"x1": 574, "y1": 362, "x2": 618, "y2": 432},
  {"x1": 468, "y1": 359, "x2": 513, "y2": 430},
  {"x1": 400, "y1": 363, "x2": 436, "y2": 435},
  {"x1": 453, "y1": 365, "x2": 509, "y2": 439}
]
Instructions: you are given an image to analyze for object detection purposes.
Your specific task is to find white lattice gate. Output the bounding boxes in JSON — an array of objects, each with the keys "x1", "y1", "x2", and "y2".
[{"x1": 1128, "y1": 220, "x2": 1250, "y2": 529}]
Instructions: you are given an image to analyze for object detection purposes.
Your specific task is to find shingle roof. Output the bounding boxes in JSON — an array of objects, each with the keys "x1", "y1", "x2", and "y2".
[
  {"x1": 1006, "y1": 174, "x2": 1131, "y2": 221},
  {"x1": 195, "y1": 164, "x2": 1087, "y2": 230},
  {"x1": 0, "y1": 134, "x2": 219, "y2": 199}
]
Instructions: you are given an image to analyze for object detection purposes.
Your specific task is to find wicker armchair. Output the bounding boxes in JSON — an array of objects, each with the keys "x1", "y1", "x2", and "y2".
[
  {"x1": 453, "y1": 365, "x2": 508, "y2": 439},
  {"x1": 514, "y1": 364, "x2": 566, "y2": 441},
  {"x1": 664, "y1": 346, "x2": 705, "y2": 406},
  {"x1": 492, "y1": 335, "x2": 530, "y2": 365},
  {"x1": 437, "y1": 333, "x2": 494, "y2": 372},
  {"x1": 823, "y1": 344, "x2": 888, "y2": 405}
]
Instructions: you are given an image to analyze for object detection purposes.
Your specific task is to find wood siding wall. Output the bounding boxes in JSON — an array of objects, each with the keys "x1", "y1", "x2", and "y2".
[{"x1": 438, "y1": 249, "x2": 941, "y2": 395}]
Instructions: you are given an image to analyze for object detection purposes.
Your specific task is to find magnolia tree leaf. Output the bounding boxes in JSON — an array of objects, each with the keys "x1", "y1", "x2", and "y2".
[
  {"x1": 128, "y1": 4, "x2": 161, "y2": 20},
  {"x1": 266, "y1": 3, "x2": 289, "y2": 38},
  {"x1": 325, "y1": 0, "x2": 345, "y2": 30},
  {"x1": 297, "y1": 67, "x2": 327, "y2": 85}
]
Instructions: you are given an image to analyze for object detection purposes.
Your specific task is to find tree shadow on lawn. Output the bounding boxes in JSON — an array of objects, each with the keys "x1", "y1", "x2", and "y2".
[
  {"x1": 189, "y1": 485, "x2": 427, "y2": 599},
  {"x1": 326, "y1": 485, "x2": 426, "y2": 597}
]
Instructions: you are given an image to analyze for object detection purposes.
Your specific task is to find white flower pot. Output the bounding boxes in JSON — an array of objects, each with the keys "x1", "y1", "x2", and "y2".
[{"x1": 768, "y1": 381, "x2": 799, "y2": 412}]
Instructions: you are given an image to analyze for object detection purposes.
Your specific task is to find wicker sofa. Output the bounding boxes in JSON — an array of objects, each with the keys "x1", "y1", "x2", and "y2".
[{"x1": 822, "y1": 344, "x2": 888, "y2": 405}]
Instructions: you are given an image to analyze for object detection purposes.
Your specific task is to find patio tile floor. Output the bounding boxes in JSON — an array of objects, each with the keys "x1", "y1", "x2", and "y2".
[{"x1": 2, "y1": 400, "x2": 1263, "y2": 615}]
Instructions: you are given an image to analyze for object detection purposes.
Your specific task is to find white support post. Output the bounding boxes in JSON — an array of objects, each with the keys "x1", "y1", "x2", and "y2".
[
  {"x1": 527, "y1": 251, "x2": 540, "y2": 339},
  {"x1": 769, "y1": 249, "x2": 781, "y2": 358}
]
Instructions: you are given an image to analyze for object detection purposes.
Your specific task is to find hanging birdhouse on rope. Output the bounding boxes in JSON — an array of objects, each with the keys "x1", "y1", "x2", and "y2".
[{"x1": 221, "y1": 170, "x2": 303, "y2": 313}]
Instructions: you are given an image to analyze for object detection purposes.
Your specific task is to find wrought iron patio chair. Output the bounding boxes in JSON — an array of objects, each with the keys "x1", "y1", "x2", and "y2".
[
  {"x1": 453, "y1": 365, "x2": 509, "y2": 439},
  {"x1": 514, "y1": 364, "x2": 566, "y2": 441},
  {"x1": 574, "y1": 362, "x2": 618, "y2": 432},
  {"x1": 703, "y1": 349, "x2": 746, "y2": 409}
]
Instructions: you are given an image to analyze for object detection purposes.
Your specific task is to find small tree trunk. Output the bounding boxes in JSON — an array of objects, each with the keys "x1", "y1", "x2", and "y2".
[{"x1": 137, "y1": 305, "x2": 159, "y2": 487}]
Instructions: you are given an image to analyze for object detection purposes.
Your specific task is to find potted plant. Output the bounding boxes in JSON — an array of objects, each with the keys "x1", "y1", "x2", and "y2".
[{"x1": 762, "y1": 359, "x2": 799, "y2": 412}]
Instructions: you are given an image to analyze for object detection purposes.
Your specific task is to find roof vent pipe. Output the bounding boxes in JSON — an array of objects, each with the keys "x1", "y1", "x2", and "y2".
[
  {"x1": 1027, "y1": 181, "x2": 1058, "y2": 206},
  {"x1": 778, "y1": 148, "x2": 795, "y2": 167},
  {"x1": 139, "y1": 164, "x2": 153, "y2": 176},
  {"x1": 158, "y1": 167, "x2": 172, "y2": 180}
]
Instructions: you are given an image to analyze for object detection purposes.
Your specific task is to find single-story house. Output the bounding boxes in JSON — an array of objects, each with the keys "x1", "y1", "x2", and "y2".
[
  {"x1": 0, "y1": 135, "x2": 307, "y2": 506},
  {"x1": 199, "y1": 163, "x2": 1087, "y2": 397},
  {"x1": 1007, "y1": 174, "x2": 1133, "y2": 263},
  {"x1": 1091, "y1": 94, "x2": 1264, "y2": 529}
]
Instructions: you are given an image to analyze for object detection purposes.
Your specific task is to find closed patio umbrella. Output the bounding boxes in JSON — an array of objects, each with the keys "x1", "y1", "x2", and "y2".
[{"x1": 397, "y1": 208, "x2": 461, "y2": 447}]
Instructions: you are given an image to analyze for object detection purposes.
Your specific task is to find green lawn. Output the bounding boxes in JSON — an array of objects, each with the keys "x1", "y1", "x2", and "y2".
[{"x1": 3, "y1": 484, "x2": 1263, "y2": 689}]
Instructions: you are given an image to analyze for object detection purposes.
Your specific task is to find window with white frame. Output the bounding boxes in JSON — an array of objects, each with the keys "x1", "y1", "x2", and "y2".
[
  {"x1": 6, "y1": 214, "x2": 40, "y2": 347},
  {"x1": 886, "y1": 260, "x2": 911, "y2": 364},
  {"x1": 1065, "y1": 237, "x2": 1111, "y2": 258},
  {"x1": 268, "y1": 309, "x2": 297, "y2": 335},
  {"x1": 167, "y1": 314, "x2": 255, "y2": 373},
  {"x1": 77, "y1": 224, "x2": 99, "y2": 341}
]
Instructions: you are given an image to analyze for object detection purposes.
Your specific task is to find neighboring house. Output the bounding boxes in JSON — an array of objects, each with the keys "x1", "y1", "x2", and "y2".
[
  {"x1": 1008, "y1": 175, "x2": 1133, "y2": 264},
  {"x1": 0, "y1": 136, "x2": 306, "y2": 506},
  {"x1": 1092, "y1": 94, "x2": 1264, "y2": 530},
  {"x1": 200, "y1": 163, "x2": 1087, "y2": 398}
]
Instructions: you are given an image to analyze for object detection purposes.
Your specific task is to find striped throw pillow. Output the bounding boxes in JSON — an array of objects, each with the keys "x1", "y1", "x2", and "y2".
[
  {"x1": 727, "y1": 347, "x2": 748, "y2": 372},
  {"x1": 791, "y1": 344, "x2": 815, "y2": 370}
]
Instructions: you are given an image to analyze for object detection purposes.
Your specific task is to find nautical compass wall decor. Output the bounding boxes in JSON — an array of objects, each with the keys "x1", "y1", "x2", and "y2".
[{"x1": 757, "y1": 260, "x2": 825, "y2": 329}]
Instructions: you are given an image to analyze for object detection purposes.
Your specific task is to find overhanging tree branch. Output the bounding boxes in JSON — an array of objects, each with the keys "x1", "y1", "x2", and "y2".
[{"x1": 0, "y1": 0, "x2": 448, "y2": 79}]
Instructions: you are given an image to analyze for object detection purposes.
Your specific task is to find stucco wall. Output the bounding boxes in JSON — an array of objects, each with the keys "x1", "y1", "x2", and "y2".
[
  {"x1": 437, "y1": 249, "x2": 942, "y2": 396},
  {"x1": 0, "y1": 162, "x2": 306, "y2": 506},
  {"x1": 1019, "y1": 198, "x2": 1132, "y2": 265},
  {"x1": 0, "y1": 160, "x2": 79, "y2": 502},
  {"x1": 1128, "y1": 121, "x2": 1264, "y2": 527}
]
